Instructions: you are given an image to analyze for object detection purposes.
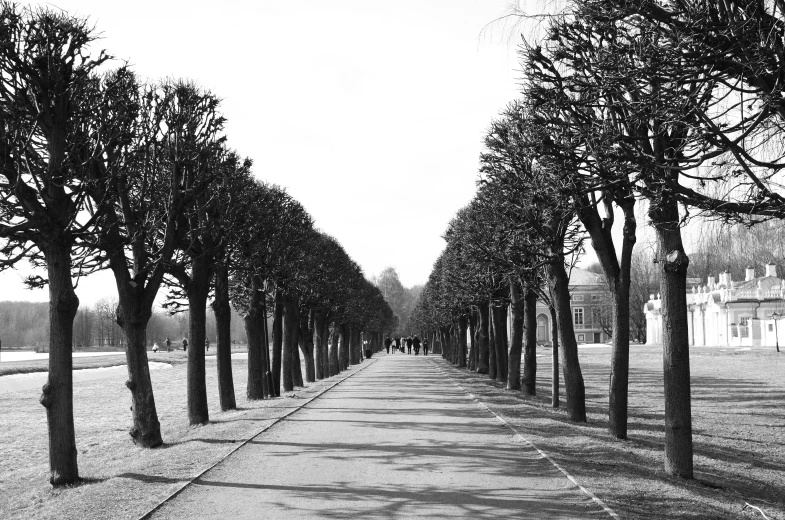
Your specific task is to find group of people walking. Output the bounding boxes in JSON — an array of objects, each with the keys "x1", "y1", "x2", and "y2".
[{"x1": 384, "y1": 335, "x2": 428, "y2": 356}]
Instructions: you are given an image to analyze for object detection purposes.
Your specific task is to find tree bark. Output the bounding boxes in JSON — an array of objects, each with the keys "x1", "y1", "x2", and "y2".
[
  {"x1": 522, "y1": 288, "x2": 537, "y2": 396},
  {"x1": 339, "y1": 324, "x2": 350, "y2": 370},
  {"x1": 547, "y1": 261, "x2": 586, "y2": 422},
  {"x1": 314, "y1": 310, "x2": 327, "y2": 380},
  {"x1": 272, "y1": 290, "x2": 283, "y2": 397},
  {"x1": 477, "y1": 303, "x2": 490, "y2": 374},
  {"x1": 244, "y1": 280, "x2": 265, "y2": 400},
  {"x1": 262, "y1": 300, "x2": 272, "y2": 398},
  {"x1": 508, "y1": 281, "x2": 524, "y2": 390},
  {"x1": 299, "y1": 309, "x2": 316, "y2": 383},
  {"x1": 492, "y1": 303, "x2": 508, "y2": 383},
  {"x1": 212, "y1": 265, "x2": 236, "y2": 410},
  {"x1": 41, "y1": 244, "x2": 79, "y2": 485},
  {"x1": 282, "y1": 295, "x2": 298, "y2": 392},
  {"x1": 468, "y1": 309, "x2": 477, "y2": 371},
  {"x1": 457, "y1": 316, "x2": 468, "y2": 368},
  {"x1": 488, "y1": 303, "x2": 497, "y2": 379},
  {"x1": 329, "y1": 323, "x2": 340, "y2": 375},
  {"x1": 651, "y1": 197, "x2": 694, "y2": 478},
  {"x1": 550, "y1": 304, "x2": 559, "y2": 408},
  {"x1": 349, "y1": 326, "x2": 360, "y2": 365},
  {"x1": 186, "y1": 256, "x2": 210, "y2": 425}
]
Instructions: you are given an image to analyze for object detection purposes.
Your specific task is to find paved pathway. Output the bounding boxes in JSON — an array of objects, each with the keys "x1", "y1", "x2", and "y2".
[{"x1": 151, "y1": 355, "x2": 607, "y2": 519}]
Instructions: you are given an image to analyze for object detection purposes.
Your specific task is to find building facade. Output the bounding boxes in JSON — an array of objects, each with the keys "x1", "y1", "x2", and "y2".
[
  {"x1": 534, "y1": 267, "x2": 609, "y2": 345},
  {"x1": 645, "y1": 264, "x2": 785, "y2": 347}
]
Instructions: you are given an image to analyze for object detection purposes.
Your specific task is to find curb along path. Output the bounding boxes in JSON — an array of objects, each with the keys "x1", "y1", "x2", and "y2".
[{"x1": 149, "y1": 354, "x2": 612, "y2": 519}]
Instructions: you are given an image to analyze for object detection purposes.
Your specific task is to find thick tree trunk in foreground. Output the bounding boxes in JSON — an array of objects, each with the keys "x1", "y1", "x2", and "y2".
[
  {"x1": 457, "y1": 316, "x2": 468, "y2": 368},
  {"x1": 41, "y1": 245, "x2": 79, "y2": 485},
  {"x1": 508, "y1": 281, "x2": 524, "y2": 391},
  {"x1": 547, "y1": 262, "x2": 586, "y2": 422},
  {"x1": 550, "y1": 305, "x2": 559, "y2": 408},
  {"x1": 244, "y1": 282, "x2": 265, "y2": 400},
  {"x1": 299, "y1": 309, "x2": 316, "y2": 383},
  {"x1": 339, "y1": 324, "x2": 350, "y2": 370},
  {"x1": 652, "y1": 197, "x2": 693, "y2": 478},
  {"x1": 272, "y1": 290, "x2": 283, "y2": 397},
  {"x1": 262, "y1": 301, "x2": 272, "y2": 398},
  {"x1": 492, "y1": 303, "x2": 508, "y2": 383},
  {"x1": 522, "y1": 288, "x2": 537, "y2": 396},
  {"x1": 212, "y1": 266, "x2": 236, "y2": 410},
  {"x1": 477, "y1": 303, "x2": 490, "y2": 374},
  {"x1": 186, "y1": 257, "x2": 211, "y2": 425},
  {"x1": 349, "y1": 327, "x2": 360, "y2": 365},
  {"x1": 329, "y1": 324, "x2": 340, "y2": 376}
]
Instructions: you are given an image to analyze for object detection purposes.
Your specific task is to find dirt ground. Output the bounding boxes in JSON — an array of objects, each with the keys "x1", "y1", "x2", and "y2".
[
  {"x1": 0, "y1": 354, "x2": 368, "y2": 520},
  {"x1": 437, "y1": 345, "x2": 785, "y2": 520}
]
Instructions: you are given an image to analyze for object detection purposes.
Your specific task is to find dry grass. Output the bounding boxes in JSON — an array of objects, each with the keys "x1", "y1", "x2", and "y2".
[
  {"x1": 436, "y1": 345, "x2": 785, "y2": 520},
  {"x1": 0, "y1": 354, "x2": 369, "y2": 520}
]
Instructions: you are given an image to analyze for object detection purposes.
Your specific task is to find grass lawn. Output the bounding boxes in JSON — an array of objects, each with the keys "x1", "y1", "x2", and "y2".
[
  {"x1": 436, "y1": 345, "x2": 785, "y2": 519},
  {"x1": 0, "y1": 352, "x2": 368, "y2": 520}
]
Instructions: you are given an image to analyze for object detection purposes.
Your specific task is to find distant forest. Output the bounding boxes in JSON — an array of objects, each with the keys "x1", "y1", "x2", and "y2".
[{"x1": 0, "y1": 300, "x2": 249, "y2": 350}]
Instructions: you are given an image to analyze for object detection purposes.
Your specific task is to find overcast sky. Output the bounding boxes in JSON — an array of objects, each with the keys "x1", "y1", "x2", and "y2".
[{"x1": 1, "y1": 0, "x2": 543, "y2": 305}]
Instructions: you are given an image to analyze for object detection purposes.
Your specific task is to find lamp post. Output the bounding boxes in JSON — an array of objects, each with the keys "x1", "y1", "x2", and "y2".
[{"x1": 771, "y1": 311, "x2": 782, "y2": 353}]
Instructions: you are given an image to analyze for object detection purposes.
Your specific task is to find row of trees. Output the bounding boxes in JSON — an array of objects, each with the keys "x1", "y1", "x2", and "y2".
[
  {"x1": 0, "y1": 3, "x2": 394, "y2": 486},
  {"x1": 411, "y1": 0, "x2": 785, "y2": 479}
]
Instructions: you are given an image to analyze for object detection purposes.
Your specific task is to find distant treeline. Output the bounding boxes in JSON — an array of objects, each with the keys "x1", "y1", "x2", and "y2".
[{"x1": 0, "y1": 300, "x2": 249, "y2": 350}]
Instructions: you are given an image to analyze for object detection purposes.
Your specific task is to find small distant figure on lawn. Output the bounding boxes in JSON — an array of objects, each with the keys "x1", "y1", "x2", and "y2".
[
  {"x1": 165, "y1": 337, "x2": 172, "y2": 352},
  {"x1": 384, "y1": 336, "x2": 391, "y2": 354},
  {"x1": 406, "y1": 336, "x2": 413, "y2": 355},
  {"x1": 413, "y1": 335, "x2": 421, "y2": 355},
  {"x1": 205, "y1": 337, "x2": 210, "y2": 352},
  {"x1": 152, "y1": 342, "x2": 159, "y2": 353},
  {"x1": 182, "y1": 337, "x2": 188, "y2": 351},
  {"x1": 423, "y1": 338, "x2": 429, "y2": 356}
]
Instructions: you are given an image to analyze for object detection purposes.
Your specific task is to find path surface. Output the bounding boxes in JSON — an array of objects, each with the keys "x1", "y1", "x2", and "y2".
[{"x1": 151, "y1": 355, "x2": 607, "y2": 519}]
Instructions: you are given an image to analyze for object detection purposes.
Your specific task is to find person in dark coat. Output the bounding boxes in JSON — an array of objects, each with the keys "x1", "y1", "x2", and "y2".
[
  {"x1": 406, "y1": 336, "x2": 413, "y2": 354},
  {"x1": 423, "y1": 338, "x2": 429, "y2": 356},
  {"x1": 182, "y1": 338, "x2": 188, "y2": 351},
  {"x1": 413, "y1": 335, "x2": 421, "y2": 355},
  {"x1": 384, "y1": 337, "x2": 392, "y2": 354}
]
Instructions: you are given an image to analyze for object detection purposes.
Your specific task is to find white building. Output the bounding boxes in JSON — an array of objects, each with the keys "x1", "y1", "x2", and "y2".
[{"x1": 645, "y1": 264, "x2": 785, "y2": 347}]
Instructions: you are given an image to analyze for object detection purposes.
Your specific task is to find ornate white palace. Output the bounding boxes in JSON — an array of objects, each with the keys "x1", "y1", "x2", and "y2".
[{"x1": 645, "y1": 264, "x2": 785, "y2": 347}]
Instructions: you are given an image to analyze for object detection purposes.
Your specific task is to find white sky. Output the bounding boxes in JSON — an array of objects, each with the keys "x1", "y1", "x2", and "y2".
[{"x1": 1, "y1": 0, "x2": 540, "y2": 305}]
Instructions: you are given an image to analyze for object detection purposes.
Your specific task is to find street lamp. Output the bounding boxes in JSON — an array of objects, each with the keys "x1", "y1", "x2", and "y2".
[{"x1": 771, "y1": 310, "x2": 783, "y2": 353}]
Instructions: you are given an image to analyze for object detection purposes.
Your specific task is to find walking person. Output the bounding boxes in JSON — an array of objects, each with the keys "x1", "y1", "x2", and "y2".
[
  {"x1": 391, "y1": 337, "x2": 397, "y2": 354},
  {"x1": 165, "y1": 337, "x2": 172, "y2": 352},
  {"x1": 384, "y1": 336, "x2": 391, "y2": 354},
  {"x1": 423, "y1": 338, "x2": 429, "y2": 356},
  {"x1": 205, "y1": 337, "x2": 210, "y2": 352},
  {"x1": 182, "y1": 337, "x2": 188, "y2": 351},
  {"x1": 413, "y1": 335, "x2": 421, "y2": 356},
  {"x1": 406, "y1": 336, "x2": 413, "y2": 355}
]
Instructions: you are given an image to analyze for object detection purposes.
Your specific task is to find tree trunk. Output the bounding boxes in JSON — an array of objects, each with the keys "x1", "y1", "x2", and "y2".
[
  {"x1": 113, "y1": 268, "x2": 162, "y2": 449},
  {"x1": 468, "y1": 309, "x2": 477, "y2": 371},
  {"x1": 282, "y1": 295, "x2": 297, "y2": 392},
  {"x1": 477, "y1": 303, "x2": 490, "y2": 374},
  {"x1": 508, "y1": 281, "x2": 524, "y2": 391},
  {"x1": 550, "y1": 304, "x2": 559, "y2": 408},
  {"x1": 321, "y1": 319, "x2": 330, "y2": 375},
  {"x1": 349, "y1": 326, "x2": 360, "y2": 365},
  {"x1": 212, "y1": 265, "x2": 236, "y2": 410},
  {"x1": 244, "y1": 281, "x2": 265, "y2": 400},
  {"x1": 41, "y1": 245, "x2": 79, "y2": 485},
  {"x1": 492, "y1": 303, "x2": 508, "y2": 383},
  {"x1": 651, "y1": 197, "x2": 693, "y2": 478},
  {"x1": 314, "y1": 310, "x2": 327, "y2": 380},
  {"x1": 329, "y1": 323, "x2": 340, "y2": 375},
  {"x1": 339, "y1": 324, "x2": 350, "y2": 370},
  {"x1": 272, "y1": 290, "x2": 283, "y2": 397},
  {"x1": 299, "y1": 309, "x2": 316, "y2": 383},
  {"x1": 488, "y1": 304, "x2": 497, "y2": 379},
  {"x1": 262, "y1": 300, "x2": 273, "y2": 397},
  {"x1": 547, "y1": 261, "x2": 586, "y2": 422},
  {"x1": 523, "y1": 288, "x2": 537, "y2": 396},
  {"x1": 456, "y1": 318, "x2": 466, "y2": 367},
  {"x1": 186, "y1": 257, "x2": 210, "y2": 425}
]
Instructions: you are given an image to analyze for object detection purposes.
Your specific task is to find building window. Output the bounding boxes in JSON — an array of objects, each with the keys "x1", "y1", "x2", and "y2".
[
  {"x1": 740, "y1": 317, "x2": 749, "y2": 326},
  {"x1": 574, "y1": 307, "x2": 584, "y2": 327},
  {"x1": 591, "y1": 294, "x2": 600, "y2": 301},
  {"x1": 572, "y1": 294, "x2": 584, "y2": 302},
  {"x1": 577, "y1": 333, "x2": 585, "y2": 342}
]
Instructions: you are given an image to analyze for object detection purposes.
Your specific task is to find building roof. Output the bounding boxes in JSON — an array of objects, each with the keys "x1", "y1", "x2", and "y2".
[{"x1": 569, "y1": 267, "x2": 605, "y2": 287}]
